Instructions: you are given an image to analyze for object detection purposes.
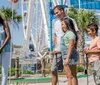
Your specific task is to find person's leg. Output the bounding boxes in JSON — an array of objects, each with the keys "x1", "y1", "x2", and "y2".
[
  {"x1": 1, "y1": 52, "x2": 10, "y2": 85},
  {"x1": 64, "y1": 65, "x2": 78, "y2": 85},
  {"x1": 64, "y1": 65, "x2": 72, "y2": 85},
  {"x1": 51, "y1": 54, "x2": 63, "y2": 85},
  {"x1": 51, "y1": 71, "x2": 58, "y2": 85},
  {"x1": 51, "y1": 54, "x2": 58, "y2": 85},
  {"x1": 70, "y1": 65, "x2": 78, "y2": 85}
]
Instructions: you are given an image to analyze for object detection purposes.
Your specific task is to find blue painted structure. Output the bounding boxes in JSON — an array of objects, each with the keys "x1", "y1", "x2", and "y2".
[
  {"x1": 70, "y1": 0, "x2": 100, "y2": 9},
  {"x1": 49, "y1": 0, "x2": 53, "y2": 52}
]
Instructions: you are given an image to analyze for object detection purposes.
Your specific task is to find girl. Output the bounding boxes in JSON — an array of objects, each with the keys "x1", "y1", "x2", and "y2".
[
  {"x1": 60, "y1": 19, "x2": 79, "y2": 85},
  {"x1": 0, "y1": 16, "x2": 11, "y2": 85}
]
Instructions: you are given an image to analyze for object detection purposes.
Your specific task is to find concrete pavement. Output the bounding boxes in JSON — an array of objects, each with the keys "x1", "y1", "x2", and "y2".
[
  {"x1": 10, "y1": 75, "x2": 96, "y2": 85},
  {"x1": 32, "y1": 76, "x2": 95, "y2": 85}
]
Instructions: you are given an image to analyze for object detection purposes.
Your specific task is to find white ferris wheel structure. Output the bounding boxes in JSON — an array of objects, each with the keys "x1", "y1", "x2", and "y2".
[{"x1": 21, "y1": 0, "x2": 68, "y2": 59}]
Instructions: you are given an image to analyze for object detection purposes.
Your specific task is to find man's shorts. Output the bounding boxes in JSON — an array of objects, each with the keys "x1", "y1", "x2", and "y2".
[{"x1": 51, "y1": 53, "x2": 63, "y2": 72}]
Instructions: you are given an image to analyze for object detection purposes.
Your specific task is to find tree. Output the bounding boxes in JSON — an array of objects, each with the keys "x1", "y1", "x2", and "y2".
[
  {"x1": 67, "y1": 7, "x2": 98, "y2": 67},
  {"x1": 0, "y1": 7, "x2": 22, "y2": 28}
]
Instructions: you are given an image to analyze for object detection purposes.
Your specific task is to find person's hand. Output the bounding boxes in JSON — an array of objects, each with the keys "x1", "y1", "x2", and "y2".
[
  {"x1": 84, "y1": 49, "x2": 90, "y2": 54},
  {"x1": 64, "y1": 58, "x2": 70, "y2": 65},
  {"x1": 52, "y1": 50, "x2": 61, "y2": 54},
  {"x1": 0, "y1": 48, "x2": 3, "y2": 53}
]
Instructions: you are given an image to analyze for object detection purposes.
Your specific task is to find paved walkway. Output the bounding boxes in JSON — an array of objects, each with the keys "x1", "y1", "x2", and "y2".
[
  {"x1": 32, "y1": 76, "x2": 95, "y2": 85},
  {"x1": 10, "y1": 75, "x2": 96, "y2": 85}
]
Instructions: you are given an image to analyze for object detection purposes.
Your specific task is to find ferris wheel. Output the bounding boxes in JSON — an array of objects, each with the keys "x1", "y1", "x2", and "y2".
[
  {"x1": 21, "y1": 0, "x2": 49, "y2": 54},
  {"x1": 21, "y1": 0, "x2": 68, "y2": 54}
]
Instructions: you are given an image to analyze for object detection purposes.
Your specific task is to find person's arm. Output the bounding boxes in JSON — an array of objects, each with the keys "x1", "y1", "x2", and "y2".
[
  {"x1": 0, "y1": 21, "x2": 11, "y2": 51},
  {"x1": 84, "y1": 37, "x2": 100, "y2": 54},
  {"x1": 52, "y1": 34, "x2": 61, "y2": 54},
  {"x1": 84, "y1": 49, "x2": 100, "y2": 54},
  {"x1": 53, "y1": 34, "x2": 57, "y2": 47}
]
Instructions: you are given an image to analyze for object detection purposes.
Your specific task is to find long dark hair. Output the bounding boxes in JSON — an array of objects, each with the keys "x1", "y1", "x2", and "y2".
[
  {"x1": 0, "y1": 16, "x2": 4, "y2": 25},
  {"x1": 62, "y1": 19, "x2": 78, "y2": 48}
]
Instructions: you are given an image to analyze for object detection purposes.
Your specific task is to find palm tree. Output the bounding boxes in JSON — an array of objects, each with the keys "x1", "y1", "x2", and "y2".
[
  {"x1": 67, "y1": 7, "x2": 98, "y2": 67},
  {"x1": 0, "y1": 7, "x2": 22, "y2": 28}
]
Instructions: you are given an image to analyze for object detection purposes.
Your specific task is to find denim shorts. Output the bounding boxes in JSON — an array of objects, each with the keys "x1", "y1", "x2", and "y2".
[
  {"x1": 51, "y1": 49, "x2": 79, "y2": 72},
  {"x1": 62, "y1": 48, "x2": 79, "y2": 66}
]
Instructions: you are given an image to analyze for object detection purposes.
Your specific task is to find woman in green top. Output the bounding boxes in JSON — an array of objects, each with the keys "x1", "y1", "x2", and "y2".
[{"x1": 61, "y1": 19, "x2": 79, "y2": 85}]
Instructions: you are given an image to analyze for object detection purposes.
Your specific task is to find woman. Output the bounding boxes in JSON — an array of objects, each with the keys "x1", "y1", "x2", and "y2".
[
  {"x1": 0, "y1": 16, "x2": 11, "y2": 85},
  {"x1": 60, "y1": 19, "x2": 79, "y2": 85}
]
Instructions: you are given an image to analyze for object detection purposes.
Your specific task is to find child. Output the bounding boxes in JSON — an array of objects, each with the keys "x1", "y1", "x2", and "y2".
[
  {"x1": 60, "y1": 19, "x2": 79, "y2": 85},
  {"x1": 84, "y1": 23, "x2": 100, "y2": 63}
]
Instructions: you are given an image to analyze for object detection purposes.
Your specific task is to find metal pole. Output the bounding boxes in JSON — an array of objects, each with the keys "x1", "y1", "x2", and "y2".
[
  {"x1": 21, "y1": 0, "x2": 26, "y2": 40},
  {"x1": 60, "y1": 0, "x2": 63, "y2": 5},
  {"x1": 40, "y1": 0, "x2": 50, "y2": 48},
  {"x1": 78, "y1": 0, "x2": 81, "y2": 9},
  {"x1": 49, "y1": 0, "x2": 53, "y2": 52},
  {"x1": 86, "y1": 54, "x2": 89, "y2": 85}
]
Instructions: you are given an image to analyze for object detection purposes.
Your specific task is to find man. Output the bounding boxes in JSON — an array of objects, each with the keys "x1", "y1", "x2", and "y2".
[{"x1": 51, "y1": 5, "x2": 79, "y2": 85}]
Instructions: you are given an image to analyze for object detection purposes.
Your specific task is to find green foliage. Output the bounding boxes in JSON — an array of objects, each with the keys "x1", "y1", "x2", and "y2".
[
  {"x1": 67, "y1": 7, "x2": 98, "y2": 30},
  {"x1": 0, "y1": 7, "x2": 22, "y2": 28},
  {"x1": 77, "y1": 66, "x2": 84, "y2": 72},
  {"x1": 0, "y1": 7, "x2": 21, "y2": 21},
  {"x1": 8, "y1": 68, "x2": 16, "y2": 76},
  {"x1": 67, "y1": 7, "x2": 78, "y2": 21},
  {"x1": 8, "y1": 68, "x2": 34, "y2": 76},
  {"x1": 77, "y1": 9, "x2": 98, "y2": 30},
  {"x1": 22, "y1": 70, "x2": 34, "y2": 74}
]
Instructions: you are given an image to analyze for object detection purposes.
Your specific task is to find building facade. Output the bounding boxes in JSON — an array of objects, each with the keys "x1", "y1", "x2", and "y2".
[{"x1": 69, "y1": 0, "x2": 100, "y2": 9}]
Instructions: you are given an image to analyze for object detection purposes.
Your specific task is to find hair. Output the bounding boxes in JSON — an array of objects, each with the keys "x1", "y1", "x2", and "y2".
[
  {"x1": 53, "y1": 5, "x2": 64, "y2": 11},
  {"x1": 62, "y1": 18, "x2": 78, "y2": 48},
  {"x1": 87, "y1": 22, "x2": 99, "y2": 34},
  {"x1": 0, "y1": 16, "x2": 4, "y2": 25},
  {"x1": 62, "y1": 18, "x2": 70, "y2": 31}
]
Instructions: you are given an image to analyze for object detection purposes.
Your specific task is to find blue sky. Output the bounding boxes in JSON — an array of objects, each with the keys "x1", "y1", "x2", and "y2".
[{"x1": 0, "y1": 0, "x2": 24, "y2": 46}]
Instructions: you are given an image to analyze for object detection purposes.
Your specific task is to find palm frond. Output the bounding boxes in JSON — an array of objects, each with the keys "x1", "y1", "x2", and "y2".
[
  {"x1": 67, "y1": 7, "x2": 98, "y2": 31},
  {"x1": 0, "y1": 7, "x2": 22, "y2": 29}
]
